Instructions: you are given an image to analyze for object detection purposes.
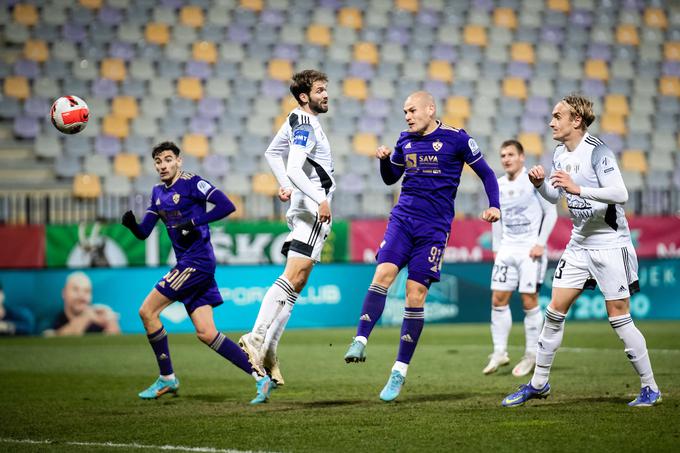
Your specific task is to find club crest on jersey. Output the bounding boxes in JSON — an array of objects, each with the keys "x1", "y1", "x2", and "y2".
[
  {"x1": 468, "y1": 138, "x2": 480, "y2": 155},
  {"x1": 172, "y1": 193, "x2": 180, "y2": 204},
  {"x1": 565, "y1": 163, "x2": 580, "y2": 173},
  {"x1": 432, "y1": 140, "x2": 443, "y2": 151}
]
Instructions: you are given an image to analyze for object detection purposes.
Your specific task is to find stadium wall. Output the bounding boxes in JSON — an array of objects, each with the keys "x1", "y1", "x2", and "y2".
[{"x1": 1, "y1": 259, "x2": 678, "y2": 335}]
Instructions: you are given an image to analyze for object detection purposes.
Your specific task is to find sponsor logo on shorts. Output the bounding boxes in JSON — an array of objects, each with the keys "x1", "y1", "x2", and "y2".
[{"x1": 618, "y1": 285, "x2": 626, "y2": 292}]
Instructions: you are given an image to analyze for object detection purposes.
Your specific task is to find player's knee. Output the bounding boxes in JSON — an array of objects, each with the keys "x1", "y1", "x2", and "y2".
[
  {"x1": 288, "y1": 273, "x2": 308, "y2": 293},
  {"x1": 196, "y1": 329, "x2": 217, "y2": 345},
  {"x1": 520, "y1": 293, "x2": 538, "y2": 309},
  {"x1": 373, "y1": 264, "x2": 398, "y2": 287},
  {"x1": 492, "y1": 292, "x2": 510, "y2": 307},
  {"x1": 138, "y1": 306, "x2": 154, "y2": 324}
]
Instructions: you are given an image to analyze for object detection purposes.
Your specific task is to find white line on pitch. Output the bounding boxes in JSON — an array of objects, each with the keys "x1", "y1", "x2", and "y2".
[{"x1": 0, "y1": 438, "x2": 279, "y2": 453}]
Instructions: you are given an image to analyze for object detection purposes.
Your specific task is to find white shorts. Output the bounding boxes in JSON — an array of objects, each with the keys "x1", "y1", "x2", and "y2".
[
  {"x1": 282, "y1": 210, "x2": 331, "y2": 263},
  {"x1": 491, "y1": 247, "x2": 548, "y2": 293},
  {"x1": 552, "y1": 243, "x2": 639, "y2": 300}
]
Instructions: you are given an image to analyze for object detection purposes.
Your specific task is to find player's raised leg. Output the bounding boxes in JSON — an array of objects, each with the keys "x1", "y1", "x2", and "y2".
[
  {"x1": 345, "y1": 263, "x2": 399, "y2": 363},
  {"x1": 137, "y1": 289, "x2": 179, "y2": 399},
  {"x1": 484, "y1": 290, "x2": 512, "y2": 374}
]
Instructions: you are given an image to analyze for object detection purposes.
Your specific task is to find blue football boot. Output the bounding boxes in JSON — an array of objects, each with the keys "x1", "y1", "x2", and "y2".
[
  {"x1": 502, "y1": 382, "x2": 551, "y2": 407},
  {"x1": 250, "y1": 375, "x2": 273, "y2": 405},
  {"x1": 379, "y1": 370, "x2": 405, "y2": 402},
  {"x1": 344, "y1": 339, "x2": 366, "y2": 363},
  {"x1": 138, "y1": 376, "x2": 179, "y2": 400},
  {"x1": 628, "y1": 386, "x2": 662, "y2": 407}
]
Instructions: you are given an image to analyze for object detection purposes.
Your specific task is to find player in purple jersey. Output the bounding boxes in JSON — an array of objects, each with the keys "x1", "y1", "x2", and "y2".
[
  {"x1": 121, "y1": 141, "x2": 273, "y2": 404},
  {"x1": 344, "y1": 91, "x2": 501, "y2": 401}
]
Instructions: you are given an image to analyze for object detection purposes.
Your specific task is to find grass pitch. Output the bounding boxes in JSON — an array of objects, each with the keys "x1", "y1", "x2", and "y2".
[{"x1": 1, "y1": 322, "x2": 678, "y2": 452}]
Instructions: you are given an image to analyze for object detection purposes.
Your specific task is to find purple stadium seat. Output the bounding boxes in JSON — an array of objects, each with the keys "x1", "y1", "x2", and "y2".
[
  {"x1": 387, "y1": 27, "x2": 410, "y2": 46},
  {"x1": 423, "y1": 80, "x2": 450, "y2": 99},
  {"x1": 23, "y1": 97, "x2": 50, "y2": 119},
  {"x1": 507, "y1": 62, "x2": 533, "y2": 79},
  {"x1": 261, "y1": 79, "x2": 288, "y2": 99},
  {"x1": 520, "y1": 115, "x2": 547, "y2": 134},
  {"x1": 599, "y1": 134, "x2": 624, "y2": 153},
  {"x1": 339, "y1": 172, "x2": 365, "y2": 195},
  {"x1": 197, "y1": 97, "x2": 225, "y2": 120},
  {"x1": 357, "y1": 116, "x2": 385, "y2": 135},
  {"x1": 662, "y1": 61, "x2": 680, "y2": 77},
  {"x1": 472, "y1": 0, "x2": 494, "y2": 11},
  {"x1": 110, "y1": 42, "x2": 135, "y2": 61},
  {"x1": 98, "y1": 6, "x2": 123, "y2": 26},
  {"x1": 540, "y1": 26, "x2": 564, "y2": 45},
  {"x1": 581, "y1": 79, "x2": 606, "y2": 97},
  {"x1": 273, "y1": 44, "x2": 299, "y2": 60},
  {"x1": 202, "y1": 154, "x2": 229, "y2": 179},
  {"x1": 261, "y1": 9, "x2": 286, "y2": 27},
  {"x1": 92, "y1": 78, "x2": 119, "y2": 99},
  {"x1": 185, "y1": 60, "x2": 212, "y2": 80},
  {"x1": 161, "y1": 0, "x2": 184, "y2": 7},
  {"x1": 95, "y1": 135, "x2": 122, "y2": 157},
  {"x1": 189, "y1": 116, "x2": 216, "y2": 137},
  {"x1": 364, "y1": 97, "x2": 390, "y2": 119},
  {"x1": 63, "y1": 23, "x2": 87, "y2": 43},
  {"x1": 14, "y1": 116, "x2": 40, "y2": 139},
  {"x1": 587, "y1": 43, "x2": 612, "y2": 61},
  {"x1": 228, "y1": 24, "x2": 252, "y2": 44},
  {"x1": 319, "y1": 0, "x2": 342, "y2": 8},
  {"x1": 13, "y1": 59, "x2": 40, "y2": 79},
  {"x1": 348, "y1": 61, "x2": 375, "y2": 80},
  {"x1": 622, "y1": 0, "x2": 644, "y2": 10},
  {"x1": 417, "y1": 9, "x2": 440, "y2": 27},
  {"x1": 431, "y1": 44, "x2": 457, "y2": 62},
  {"x1": 570, "y1": 9, "x2": 593, "y2": 27}
]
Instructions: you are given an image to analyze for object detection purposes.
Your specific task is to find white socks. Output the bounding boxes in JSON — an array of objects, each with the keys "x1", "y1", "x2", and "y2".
[
  {"x1": 523, "y1": 306, "x2": 543, "y2": 357},
  {"x1": 263, "y1": 299, "x2": 294, "y2": 356},
  {"x1": 252, "y1": 276, "x2": 297, "y2": 344},
  {"x1": 491, "y1": 305, "x2": 512, "y2": 355},
  {"x1": 392, "y1": 361, "x2": 408, "y2": 377},
  {"x1": 609, "y1": 314, "x2": 658, "y2": 392},
  {"x1": 531, "y1": 306, "x2": 566, "y2": 389}
]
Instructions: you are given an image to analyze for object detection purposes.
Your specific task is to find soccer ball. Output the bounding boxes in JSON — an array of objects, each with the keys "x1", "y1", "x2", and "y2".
[{"x1": 50, "y1": 95, "x2": 89, "y2": 134}]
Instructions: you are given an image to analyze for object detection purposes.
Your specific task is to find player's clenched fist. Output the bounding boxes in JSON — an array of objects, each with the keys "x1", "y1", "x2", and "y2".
[
  {"x1": 528, "y1": 165, "x2": 546, "y2": 188},
  {"x1": 480, "y1": 207, "x2": 501, "y2": 223},
  {"x1": 375, "y1": 145, "x2": 392, "y2": 160},
  {"x1": 278, "y1": 187, "x2": 292, "y2": 202}
]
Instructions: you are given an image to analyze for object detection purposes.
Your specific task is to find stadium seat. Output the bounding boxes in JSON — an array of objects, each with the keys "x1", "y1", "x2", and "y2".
[
  {"x1": 23, "y1": 40, "x2": 49, "y2": 63},
  {"x1": 338, "y1": 8, "x2": 362, "y2": 29},
  {"x1": 193, "y1": 41, "x2": 218, "y2": 64},
  {"x1": 445, "y1": 96, "x2": 471, "y2": 119},
  {"x1": 111, "y1": 96, "x2": 139, "y2": 120},
  {"x1": 343, "y1": 78, "x2": 368, "y2": 101},
  {"x1": 240, "y1": 0, "x2": 263, "y2": 12},
  {"x1": 616, "y1": 24, "x2": 640, "y2": 46},
  {"x1": 114, "y1": 153, "x2": 141, "y2": 178},
  {"x1": 4, "y1": 76, "x2": 30, "y2": 99},
  {"x1": 604, "y1": 94, "x2": 629, "y2": 116},
  {"x1": 584, "y1": 59, "x2": 609, "y2": 80},
  {"x1": 353, "y1": 133, "x2": 378, "y2": 157},
  {"x1": 600, "y1": 114, "x2": 627, "y2": 134},
  {"x1": 464, "y1": 25, "x2": 487, "y2": 47},
  {"x1": 621, "y1": 150, "x2": 648, "y2": 173},
  {"x1": 13, "y1": 3, "x2": 38, "y2": 26},
  {"x1": 73, "y1": 174, "x2": 102, "y2": 198},
  {"x1": 177, "y1": 77, "x2": 203, "y2": 100},
  {"x1": 493, "y1": 8, "x2": 517, "y2": 29},
  {"x1": 268, "y1": 59, "x2": 294, "y2": 82},
  {"x1": 659, "y1": 77, "x2": 680, "y2": 97},
  {"x1": 354, "y1": 42, "x2": 379, "y2": 65},
  {"x1": 180, "y1": 5, "x2": 204, "y2": 27},
  {"x1": 103, "y1": 115, "x2": 129, "y2": 138},
  {"x1": 225, "y1": 193, "x2": 245, "y2": 218},
  {"x1": 547, "y1": 0, "x2": 570, "y2": 13},
  {"x1": 511, "y1": 43, "x2": 535, "y2": 64},
  {"x1": 441, "y1": 113, "x2": 466, "y2": 129},
  {"x1": 428, "y1": 60, "x2": 454, "y2": 83},
  {"x1": 252, "y1": 172, "x2": 279, "y2": 196},
  {"x1": 101, "y1": 58, "x2": 127, "y2": 82},
  {"x1": 182, "y1": 134, "x2": 209, "y2": 159},
  {"x1": 644, "y1": 8, "x2": 668, "y2": 29},
  {"x1": 503, "y1": 78, "x2": 527, "y2": 99},
  {"x1": 84, "y1": 154, "x2": 112, "y2": 177},
  {"x1": 145, "y1": 23, "x2": 170, "y2": 46},
  {"x1": 396, "y1": 0, "x2": 418, "y2": 13},
  {"x1": 664, "y1": 42, "x2": 680, "y2": 61},
  {"x1": 307, "y1": 24, "x2": 332, "y2": 47},
  {"x1": 79, "y1": 0, "x2": 102, "y2": 9}
]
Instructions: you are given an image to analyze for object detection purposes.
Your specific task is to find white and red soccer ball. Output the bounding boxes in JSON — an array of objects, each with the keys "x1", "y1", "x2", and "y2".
[{"x1": 50, "y1": 95, "x2": 89, "y2": 134}]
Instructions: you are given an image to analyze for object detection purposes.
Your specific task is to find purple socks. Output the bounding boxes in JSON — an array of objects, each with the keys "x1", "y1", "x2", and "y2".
[
  {"x1": 396, "y1": 307, "x2": 425, "y2": 364},
  {"x1": 356, "y1": 284, "x2": 388, "y2": 339},
  {"x1": 147, "y1": 326, "x2": 174, "y2": 376}
]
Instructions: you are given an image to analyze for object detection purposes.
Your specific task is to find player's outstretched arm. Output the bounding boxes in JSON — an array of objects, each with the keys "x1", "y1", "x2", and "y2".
[
  {"x1": 183, "y1": 189, "x2": 236, "y2": 228},
  {"x1": 469, "y1": 158, "x2": 500, "y2": 222},
  {"x1": 122, "y1": 210, "x2": 158, "y2": 240},
  {"x1": 377, "y1": 145, "x2": 404, "y2": 185}
]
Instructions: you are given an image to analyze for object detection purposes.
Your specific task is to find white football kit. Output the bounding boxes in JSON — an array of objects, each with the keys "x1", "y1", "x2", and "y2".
[
  {"x1": 491, "y1": 167, "x2": 557, "y2": 293},
  {"x1": 538, "y1": 133, "x2": 639, "y2": 300},
  {"x1": 265, "y1": 108, "x2": 335, "y2": 262}
]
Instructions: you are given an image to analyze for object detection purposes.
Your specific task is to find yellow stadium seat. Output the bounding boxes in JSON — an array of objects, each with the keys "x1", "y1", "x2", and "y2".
[
  {"x1": 493, "y1": 8, "x2": 517, "y2": 29},
  {"x1": 584, "y1": 60, "x2": 609, "y2": 80},
  {"x1": 600, "y1": 114, "x2": 627, "y2": 134},
  {"x1": 182, "y1": 134, "x2": 209, "y2": 159},
  {"x1": 177, "y1": 77, "x2": 203, "y2": 100},
  {"x1": 343, "y1": 78, "x2": 368, "y2": 101},
  {"x1": 354, "y1": 42, "x2": 379, "y2": 65},
  {"x1": 307, "y1": 24, "x2": 332, "y2": 47},
  {"x1": 547, "y1": 0, "x2": 569, "y2": 13},
  {"x1": 338, "y1": 8, "x2": 362, "y2": 29},
  {"x1": 268, "y1": 59, "x2": 294, "y2": 82},
  {"x1": 103, "y1": 115, "x2": 129, "y2": 138},
  {"x1": 281, "y1": 96, "x2": 299, "y2": 114},
  {"x1": 518, "y1": 133, "x2": 543, "y2": 156},
  {"x1": 616, "y1": 24, "x2": 639, "y2": 46},
  {"x1": 3, "y1": 76, "x2": 30, "y2": 100},
  {"x1": 180, "y1": 6, "x2": 204, "y2": 27},
  {"x1": 441, "y1": 113, "x2": 466, "y2": 129},
  {"x1": 511, "y1": 42, "x2": 535, "y2": 64},
  {"x1": 464, "y1": 25, "x2": 487, "y2": 47},
  {"x1": 396, "y1": 0, "x2": 418, "y2": 13},
  {"x1": 112, "y1": 96, "x2": 138, "y2": 120},
  {"x1": 240, "y1": 0, "x2": 263, "y2": 12},
  {"x1": 644, "y1": 8, "x2": 667, "y2": 29},
  {"x1": 23, "y1": 39, "x2": 49, "y2": 63},
  {"x1": 664, "y1": 42, "x2": 680, "y2": 61},
  {"x1": 273, "y1": 114, "x2": 287, "y2": 133},
  {"x1": 145, "y1": 23, "x2": 170, "y2": 46},
  {"x1": 114, "y1": 153, "x2": 141, "y2": 179},
  {"x1": 192, "y1": 41, "x2": 217, "y2": 64},
  {"x1": 101, "y1": 58, "x2": 126, "y2": 82},
  {"x1": 445, "y1": 96, "x2": 470, "y2": 119},
  {"x1": 13, "y1": 4, "x2": 38, "y2": 26},
  {"x1": 226, "y1": 193, "x2": 245, "y2": 219},
  {"x1": 252, "y1": 172, "x2": 279, "y2": 196},
  {"x1": 428, "y1": 60, "x2": 454, "y2": 83},
  {"x1": 73, "y1": 174, "x2": 102, "y2": 199},
  {"x1": 604, "y1": 94, "x2": 629, "y2": 116},
  {"x1": 353, "y1": 133, "x2": 378, "y2": 157},
  {"x1": 79, "y1": 0, "x2": 102, "y2": 9},
  {"x1": 659, "y1": 77, "x2": 680, "y2": 97},
  {"x1": 503, "y1": 78, "x2": 527, "y2": 99},
  {"x1": 621, "y1": 150, "x2": 648, "y2": 173}
]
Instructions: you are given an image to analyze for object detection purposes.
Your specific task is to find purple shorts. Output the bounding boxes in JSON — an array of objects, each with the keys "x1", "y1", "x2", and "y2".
[
  {"x1": 376, "y1": 215, "x2": 449, "y2": 288},
  {"x1": 154, "y1": 263, "x2": 223, "y2": 315}
]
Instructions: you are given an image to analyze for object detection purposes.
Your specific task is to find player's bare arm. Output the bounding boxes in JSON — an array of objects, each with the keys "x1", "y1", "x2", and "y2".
[
  {"x1": 550, "y1": 170, "x2": 580, "y2": 195},
  {"x1": 528, "y1": 165, "x2": 546, "y2": 188}
]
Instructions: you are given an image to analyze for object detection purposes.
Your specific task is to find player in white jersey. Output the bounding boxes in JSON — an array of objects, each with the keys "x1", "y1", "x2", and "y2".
[
  {"x1": 484, "y1": 140, "x2": 557, "y2": 377},
  {"x1": 502, "y1": 94, "x2": 661, "y2": 407},
  {"x1": 239, "y1": 70, "x2": 335, "y2": 388}
]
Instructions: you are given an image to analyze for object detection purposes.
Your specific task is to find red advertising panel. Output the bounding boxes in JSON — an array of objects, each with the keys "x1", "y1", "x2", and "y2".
[{"x1": 0, "y1": 225, "x2": 46, "y2": 268}]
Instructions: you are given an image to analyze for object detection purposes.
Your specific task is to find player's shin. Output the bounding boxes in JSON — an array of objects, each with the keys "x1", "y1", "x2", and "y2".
[
  {"x1": 609, "y1": 314, "x2": 659, "y2": 392},
  {"x1": 263, "y1": 296, "x2": 295, "y2": 355},
  {"x1": 394, "y1": 307, "x2": 425, "y2": 374},
  {"x1": 531, "y1": 306, "x2": 566, "y2": 389},
  {"x1": 251, "y1": 276, "x2": 297, "y2": 344},
  {"x1": 147, "y1": 325, "x2": 174, "y2": 377},
  {"x1": 491, "y1": 305, "x2": 512, "y2": 356},
  {"x1": 355, "y1": 284, "x2": 388, "y2": 343},
  {"x1": 210, "y1": 332, "x2": 264, "y2": 377},
  {"x1": 523, "y1": 306, "x2": 543, "y2": 355}
]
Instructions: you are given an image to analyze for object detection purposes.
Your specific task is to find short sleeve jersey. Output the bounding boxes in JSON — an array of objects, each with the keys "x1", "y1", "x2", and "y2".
[
  {"x1": 390, "y1": 122, "x2": 485, "y2": 230},
  {"x1": 148, "y1": 172, "x2": 217, "y2": 271}
]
